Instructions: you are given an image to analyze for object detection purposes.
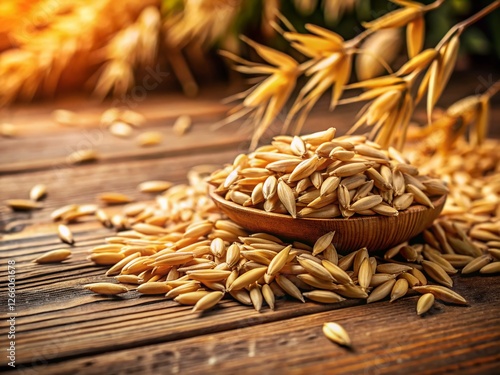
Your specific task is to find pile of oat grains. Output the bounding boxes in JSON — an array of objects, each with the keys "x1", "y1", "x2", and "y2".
[{"x1": 27, "y1": 127, "x2": 500, "y2": 345}]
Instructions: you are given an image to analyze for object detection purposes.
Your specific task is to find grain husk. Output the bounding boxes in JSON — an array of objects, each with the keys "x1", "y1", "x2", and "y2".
[
  {"x1": 462, "y1": 255, "x2": 492, "y2": 275},
  {"x1": 367, "y1": 279, "x2": 396, "y2": 303},
  {"x1": 421, "y1": 260, "x2": 453, "y2": 287},
  {"x1": 29, "y1": 184, "x2": 47, "y2": 201},
  {"x1": 416, "y1": 293, "x2": 435, "y2": 315},
  {"x1": 322, "y1": 322, "x2": 351, "y2": 347},
  {"x1": 34, "y1": 249, "x2": 72, "y2": 264},
  {"x1": 390, "y1": 278, "x2": 409, "y2": 302},
  {"x1": 303, "y1": 290, "x2": 345, "y2": 304},
  {"x1": 137, "y1": 131, "x2": 163, "y2": 147},
  {"x1": 58, "y1": 224, "x2": 74, "y2": 245},
  {"x1": 276, "y1": 274, "x2": 305, "y2": 302},
  {"x1": 479, "y1": 262, "x2": 500, "y2": 274},
  {"x1": 192, "y1": 291, "x2": 224, "y2": 312},
  {"x1": 6, "y1": 199, "x2": 42, "y2": 211},
  {"x1": 84, "y1": 283, "x2": 129, "y2": 295},
  {"x1": 228, "y1": 267, "x2": 267, "y2": 291},
  {"x1": 413, "y1": 285, "x2": 467, "y2": 305}
]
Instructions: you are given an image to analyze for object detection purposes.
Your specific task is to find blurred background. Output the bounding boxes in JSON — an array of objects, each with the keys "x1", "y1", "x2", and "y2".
[{"x1": 0, "y1": 0, "x2": 498, "y2": 106}]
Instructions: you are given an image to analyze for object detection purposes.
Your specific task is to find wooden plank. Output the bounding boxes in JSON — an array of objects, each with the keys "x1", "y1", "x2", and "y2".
[
  {"x1": 0, "y1": 149, "x2": 240, "y2": 234},
  {"x1": 2, "y1": 97, "x2": 499, "y2": 175},
  {"x1": 2, "y1": 90, "x2": 230, "y2": 135},
  {"x1": 0, "y1": 120, "x2": 242, "y2": 174},
  {"x1": 3, "y1": 275, "x2": 498, "y2": 374},
  {"x1": 0, "y1": 105, "x2": 359, "y2": 175}
]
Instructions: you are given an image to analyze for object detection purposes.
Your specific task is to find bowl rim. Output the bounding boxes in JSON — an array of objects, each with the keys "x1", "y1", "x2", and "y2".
[{"x1": 208, "y1": 186, "x2": 447, "y2": 223}]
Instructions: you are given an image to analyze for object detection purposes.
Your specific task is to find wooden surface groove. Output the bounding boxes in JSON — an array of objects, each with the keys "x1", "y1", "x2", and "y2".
[{"x1": 1, "y1": 76, "x2": 499, "y2": 374}]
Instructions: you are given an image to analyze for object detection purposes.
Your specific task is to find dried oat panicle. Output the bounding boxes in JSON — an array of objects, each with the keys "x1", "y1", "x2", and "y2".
[
  {"x1": 220, "y1": 36, "x2": 299, "y2": 149},
  {"x1": 164, "y1": 0, "x2": 241, "y2": 49},
  {"x1": 283, "y1": 24, "x2": 351, "y2": 133},
  {"x1": 93, "y1": 6, "x2": 161, "y2": 99},
  {"x1": 217, "y1": 1, "x2": 499, "y2": 150},
  {"x1": 412, "y1": 84, "x2": 497, "y2": 154}
]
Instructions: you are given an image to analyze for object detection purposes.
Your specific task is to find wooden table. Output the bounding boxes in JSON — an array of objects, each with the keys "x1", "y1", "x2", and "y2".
[{"x1": 1, "y1": 76, "x2": 499, "y2": 374}]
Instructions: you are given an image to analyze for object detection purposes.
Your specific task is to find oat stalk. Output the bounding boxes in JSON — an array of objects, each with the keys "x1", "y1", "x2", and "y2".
[{"x1": 222, "y1": 1, "x2": 498, "y2": 150}]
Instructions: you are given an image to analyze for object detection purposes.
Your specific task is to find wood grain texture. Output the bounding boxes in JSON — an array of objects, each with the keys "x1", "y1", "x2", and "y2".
[{"x1": 1, "y1": 75, "x2": 500, "y2": 374}]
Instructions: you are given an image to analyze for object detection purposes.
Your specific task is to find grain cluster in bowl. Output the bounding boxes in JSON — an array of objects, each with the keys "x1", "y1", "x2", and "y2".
[{"x1": 209, "y1": 128, "x2": 448, "y2": 219}]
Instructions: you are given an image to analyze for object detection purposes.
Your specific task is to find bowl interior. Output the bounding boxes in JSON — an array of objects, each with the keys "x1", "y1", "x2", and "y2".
[{"x1": 209, "y1": 188, "x2": 446, "y2": 254}]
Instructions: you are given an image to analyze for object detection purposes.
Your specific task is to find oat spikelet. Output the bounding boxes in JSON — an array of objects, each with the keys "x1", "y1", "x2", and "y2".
[
  {"x1": 220, "y1": 37, "x2": 299, "y2": 149},
  {"x1": 94, "y1": 6, "x2": 161, "y2": 99},
  {"x1": 165, "y1": 0, "x2": 241, "y2": 48},
  {"x1": 355, "y1": 29, "x2": 402, "y2": 81},
  {"x1": 362, "y1": 5, "x2": 422, "y2": 30},
  {"x1": 426, "y1": 35, "x2": 460, "y2": 123},
  {"x1": 406, "y1": 15, "x2": 425, "y2": 58},
  {"x1": 284, "y1": 25, "x2": 351, "y2": 132}
]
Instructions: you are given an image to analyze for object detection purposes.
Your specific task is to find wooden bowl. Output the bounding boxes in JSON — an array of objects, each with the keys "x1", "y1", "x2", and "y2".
[{"x1": 209, "y1": 188, "x2": 446, "y2": 254}]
